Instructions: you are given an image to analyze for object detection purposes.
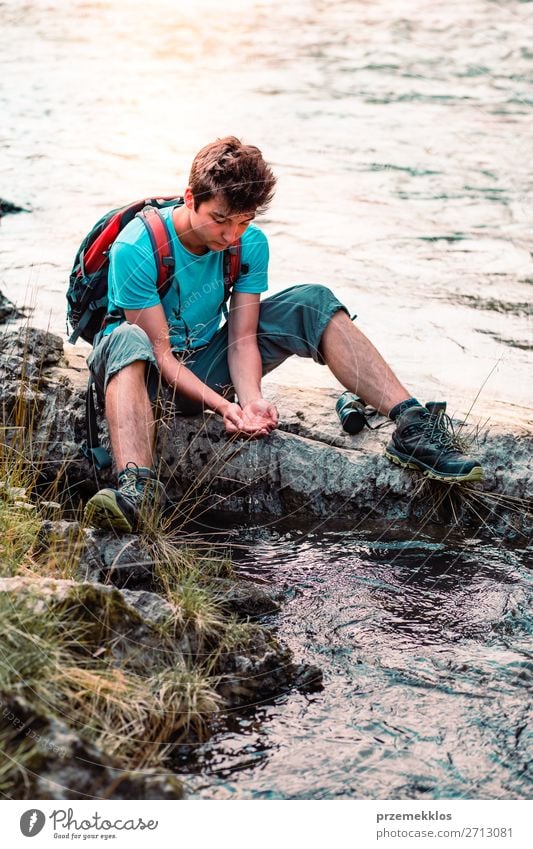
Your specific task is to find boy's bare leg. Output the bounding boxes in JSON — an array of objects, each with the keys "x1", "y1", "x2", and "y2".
[
  {"x1": 320, "y1": 310, "x2": 483, "y2": 482},
  {"x1": 84, "y1": 361, "x2": 161, "y2": 532},
  {"x1": 105, "y1": 361, "x2": 155, "y2": 471},
  {"x1": 320, "y1": 310, "x2": 410, "y2": 415}
]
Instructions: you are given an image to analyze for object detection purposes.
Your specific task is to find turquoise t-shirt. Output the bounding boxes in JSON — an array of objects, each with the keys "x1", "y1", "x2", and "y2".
[{"x1": 104, "y1": 205, "x2": 269, "y2": 350}]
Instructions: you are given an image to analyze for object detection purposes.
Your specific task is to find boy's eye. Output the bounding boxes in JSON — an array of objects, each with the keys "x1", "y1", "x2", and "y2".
[{"x1": 211, "y1": 214, "x2": 253, "y2": 226}]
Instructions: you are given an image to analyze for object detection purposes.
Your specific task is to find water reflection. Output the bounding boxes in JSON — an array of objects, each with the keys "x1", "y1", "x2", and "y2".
[{"x1": 182, "y1": 524, "x2": 531, "y2": 799}]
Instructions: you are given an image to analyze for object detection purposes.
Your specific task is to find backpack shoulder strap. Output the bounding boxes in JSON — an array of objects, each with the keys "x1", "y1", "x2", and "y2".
[
  {"x1": 136, "y1": 205, "x2": 176, "y2": 299},
  {"x1": 220, "y1": 238, "x2": 250, "y2": 319},
  {"x1": 223, "y1": 238, "x2": 248, "y2": 298},
  {"x1": 226, "y1": 240, "x2": 241, "y2": 287}
]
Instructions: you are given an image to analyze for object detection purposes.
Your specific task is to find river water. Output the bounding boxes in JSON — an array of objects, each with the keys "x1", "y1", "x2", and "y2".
[
  {"x1": 1, "y1": 0, "x2": 531, "y2": 800},
  {"x1": 0, "y1": 0, "x2": 531, "y2": 417},
  {"x1": 182, "y1": 520, "x2": 531, "y2": 800}
]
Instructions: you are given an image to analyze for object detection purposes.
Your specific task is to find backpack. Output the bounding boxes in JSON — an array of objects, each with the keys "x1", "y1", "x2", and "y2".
[
  {"x1": 67, "y1": 195, "x2": 245, "y2": 470},
  {"x1": 66, "y1": 195, "x2": 244, "y2": 344}
]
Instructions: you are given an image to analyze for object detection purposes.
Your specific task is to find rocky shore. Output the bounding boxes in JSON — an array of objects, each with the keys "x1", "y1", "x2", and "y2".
[
  {"x1": 0, "y1": 563, "x2": 316, "y2": 799},
  {"x1": 0, "y1": 508, "x2": 321, "y2": 799}
]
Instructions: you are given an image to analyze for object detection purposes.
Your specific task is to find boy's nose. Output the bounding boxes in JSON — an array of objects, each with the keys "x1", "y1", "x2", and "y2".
[{"x1": 222, "y1": 223, "x2": 239, "y2": 244}]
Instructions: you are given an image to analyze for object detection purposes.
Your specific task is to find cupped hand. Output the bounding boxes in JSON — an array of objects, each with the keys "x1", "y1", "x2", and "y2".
[
  {"x1": 222, "y1": 399, "x2": 278, "y2": 438},
  {"x1": 222, "y1": 402, "x2": 247, "y2": 434},
  {"x1": 241, "y1": 399, "x2": 278, "y2": 432}
]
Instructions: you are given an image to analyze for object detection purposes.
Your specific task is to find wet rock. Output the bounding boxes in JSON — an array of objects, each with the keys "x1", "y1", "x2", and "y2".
[
  {"x1": 0, "y1": 198, "x2": 29, "y2": 217},
  {"x1": 0, "y1": 288, "x2": 24, "y2": 322},
  {"x1": 293, "y1": 662, "x2": 324, "y2": 693},
  {"x1": 215, "y1": 625, "x2": 323, "y2": 705},
  {"x1": 209, "y1": 577, "x2": 282, "y2": 617}
]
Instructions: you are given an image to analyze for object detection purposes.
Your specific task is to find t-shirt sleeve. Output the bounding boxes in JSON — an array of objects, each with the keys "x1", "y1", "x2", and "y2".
[
  {"x1": 108, "y1": 220, "x2": 161, "y2": 311},
  {"x1": 234, "y1": 226, "x2": 269, "y2": 294}
]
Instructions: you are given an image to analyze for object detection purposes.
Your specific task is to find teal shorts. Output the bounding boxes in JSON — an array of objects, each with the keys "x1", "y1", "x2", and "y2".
[{"x1": 87, "y1": 284, "x2": 349, "y2": 413}]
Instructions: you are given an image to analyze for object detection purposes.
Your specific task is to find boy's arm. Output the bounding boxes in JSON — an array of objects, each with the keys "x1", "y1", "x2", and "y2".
[
  {"x1": 124, "y1": 304, "x2": 255, "y2": 434},
  {"x1": 227, "y1": 292, "x2": 278, "y2": 432}
]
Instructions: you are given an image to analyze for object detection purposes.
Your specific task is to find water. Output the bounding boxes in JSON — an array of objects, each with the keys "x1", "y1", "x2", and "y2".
[
  {"x1": 0, "y1": 0, "x2": 531, "y2": 800},
  {"x1": 0, "y1": 0, "x2": 531, "y2": 419},
  {"x1": 182, "y1": 522, "x2": 532, "y2": 799}
]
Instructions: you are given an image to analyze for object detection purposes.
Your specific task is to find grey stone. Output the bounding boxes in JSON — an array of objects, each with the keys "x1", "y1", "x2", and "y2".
[
  {"x1": 76, "y1": 530, "x2": 155, "y2": 586},
  {"x1": 215, "y1": 626, "x2": 323, "y2": 705},
  {"x1": 208, "y1": 577, "x2": 282, "y2": 617},
  {"x1": 1, "y1": 323, "x2": 530, "y2": 538}
]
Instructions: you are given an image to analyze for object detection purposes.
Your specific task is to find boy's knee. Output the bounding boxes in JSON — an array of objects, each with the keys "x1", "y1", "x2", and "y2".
[
  {"x1": 110, "y1": 321, "x2": 151, "y2": 349},
  {"x1": 284, "y1": 283, "x2": 336, "y2": 308},
  {"x1": 108, "y1": 359, "x2": 146, "y2": 380},
  {"x1": 306, "y1": 283, "x2": 335, "y2": 301},
  {"x1": 102, "y1": 322, "x2": 155, "y2": 368},
  {"x1": 88, "y1": 322, "x2": 158, "y2": 404}
]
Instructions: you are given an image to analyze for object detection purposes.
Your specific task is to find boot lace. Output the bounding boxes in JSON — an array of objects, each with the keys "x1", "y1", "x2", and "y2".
[
  {"x1": 417, "y1": 410, "x2": 464, "y2": 453},
  {"x1": 118, "y1": 462, "x2": 152, "y2": 499}
]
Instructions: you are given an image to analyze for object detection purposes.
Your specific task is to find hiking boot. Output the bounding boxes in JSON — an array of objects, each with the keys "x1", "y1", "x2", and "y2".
[
  {"x1": 385, "y1": 402, "x2": 483, "y2": 483},
  {"x1": 83, "y1": 463, "x2": 166, "y2": 533}
]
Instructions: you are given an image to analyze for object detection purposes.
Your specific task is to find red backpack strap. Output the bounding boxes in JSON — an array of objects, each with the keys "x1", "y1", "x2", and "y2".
[
  {"x1": 228, "y1": 239, "x2": 241, "y2": 286},
  {"x1": 136, "y1": 205, "x2": 175, "y2": 297},
  {"x1": 82, "y1": 209, "x2": 125, "y2": 275},
  {"x1": 223, "y1": 238, "x2": 242, "y2": 299}
]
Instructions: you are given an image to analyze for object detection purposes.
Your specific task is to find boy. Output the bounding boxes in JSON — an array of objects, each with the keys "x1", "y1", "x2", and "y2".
[{"x1": 84, "y1": 136, "x2": 482, "y2": 532}]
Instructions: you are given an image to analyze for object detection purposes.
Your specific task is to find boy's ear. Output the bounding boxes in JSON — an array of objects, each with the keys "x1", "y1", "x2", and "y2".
[{"x1": 184, "y1": 187, "x2": 195, "y2": 209}]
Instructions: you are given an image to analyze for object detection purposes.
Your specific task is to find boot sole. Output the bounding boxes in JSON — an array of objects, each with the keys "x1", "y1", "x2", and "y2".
[
  {"x1": 384, "y1": 449, "x2": 484, "y2": 483},
  {"x1": 84, "y1": 491, "x2": 134, "y2": 533}
]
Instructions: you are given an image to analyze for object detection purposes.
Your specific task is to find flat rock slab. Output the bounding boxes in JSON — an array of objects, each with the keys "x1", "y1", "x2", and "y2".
[{"x1": 1, "y1": 328, "x2": 530, "y2": 537}]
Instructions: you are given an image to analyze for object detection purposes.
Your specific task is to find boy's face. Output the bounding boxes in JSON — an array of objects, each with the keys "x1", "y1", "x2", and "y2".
[{"x1": 184, "y1": 188, "x2": 256, "y2": 252}]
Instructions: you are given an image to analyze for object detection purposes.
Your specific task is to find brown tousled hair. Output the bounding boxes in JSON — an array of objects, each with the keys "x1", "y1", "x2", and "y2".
[{"x1": 188, "y1": 136, "x2": 276, "y2": 214}]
